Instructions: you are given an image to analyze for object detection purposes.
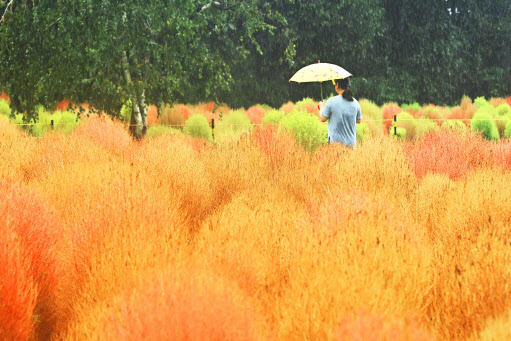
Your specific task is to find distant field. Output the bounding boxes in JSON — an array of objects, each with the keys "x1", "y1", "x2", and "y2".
[{"x1": 1, "y1": 96, "x2": 511, "y2": 340}]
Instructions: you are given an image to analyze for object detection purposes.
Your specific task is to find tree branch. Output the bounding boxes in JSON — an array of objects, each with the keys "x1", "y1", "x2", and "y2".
[{"x1": 1, "y1": 0, "x2": 15, "y2": 23}]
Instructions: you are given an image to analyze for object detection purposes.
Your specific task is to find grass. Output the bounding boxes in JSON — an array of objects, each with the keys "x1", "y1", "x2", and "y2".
[{"x1": 1, "y1": 97, "x2": 511, "y2": 340}]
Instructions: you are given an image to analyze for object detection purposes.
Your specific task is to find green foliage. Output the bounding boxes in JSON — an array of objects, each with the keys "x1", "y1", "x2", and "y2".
[
  {"x1": 183, "y1": 114, "x2": 212, "y2": 141},
  {"x1": 505, "y1": 120, "x2": 511, "y2": 139},
  {"x1": 394, "y1": 112, "x2": 417, "y2": 140},
  {"x1": 262, "y1": 110, "x2": 285, "y2": 125},
  {"x1": 0, "y1": 99, "x2": 11, "y2": 117},
  {"x1": 441, "y1": 120, "x2": 467, "y2": 132},
  {"x1": 497, "y1": 103, "x2": 511, "y2": 117},
  {"x1": 416, "y1": 118, "x2": 438, "y2": 137},
  {"x1": 216, "y1": 109, "x2": 253, "y2": 141},
  {"x1": 146, "y1": 125, "x2": 181, "y2": 138},
  {"x1": 474, "y1": 97, "x2": 490, "y2": 108},
  {"x1": 279, "y1": 110, "x2": 327, "y2": 151},
  {"x1": 120, "y1": 100, "x2": 132, "y2": 124},
  {"x1": 401, "y1": 102, "x2": 421, "y2": 113},
  {"x1": 471, "y1": 111, "x2": 500, "y2": 141},
  {"x1": 50, "y1": 111, "x2": 80, "y2": 134},
  {"x1": 358, "y1": 99, "x2": 382, "y2": 121},
  {"x1": 356, "y1": 123, "x2": 371, "y2": 143}
]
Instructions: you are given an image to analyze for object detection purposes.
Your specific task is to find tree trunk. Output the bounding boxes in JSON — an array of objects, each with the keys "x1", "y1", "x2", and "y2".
[{"x1": 122, "y1": 51, "x2": 147, "y2": 139}]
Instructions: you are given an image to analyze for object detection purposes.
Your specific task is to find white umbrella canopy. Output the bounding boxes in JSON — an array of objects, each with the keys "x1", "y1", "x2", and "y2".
[
  {"x1": 289, "y1": 61, "x2": 352, "y2": 99},
  {"x1": 289, "y1": 62, "x2": 352, "y2": 83}
]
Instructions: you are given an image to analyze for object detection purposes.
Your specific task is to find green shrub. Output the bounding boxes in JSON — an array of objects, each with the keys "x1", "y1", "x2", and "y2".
[
  {"x1": 120, "y1": 100, "x2": 132, "y2": 124},
  {"x1": 183, "y1": 114, "x2": 212, "y2": 141},
  {"x1": 471, "y1": 111, "x2": 499, "y2": 141},
  {"x1": 505, "y1": 120, "x2": 511, "y2": 139},
  {"x1": 497, "y1": 103, "x2": 511, "y2": 117},
  {"x1": 146, "y1": 125, "x2": 181, "y2": 138},
  {"x1": 262, "y1": 110, "x2": 285, "y2": 125},
  {"x1": 389, "y1": 127, "x2": 407, "y2": 139},
  {"x1": 401, "y1": 102, "x2": 421, "y2": 113},
  {"x1": 49, "y1": 111, "x2": 80, "y2": 134},
  {"x1": 441, "y1": 120, "x2": 467, "y2": 132},
  {"x1": 279, "y1": 110, "x2": 327, "y2": 151},
  {"x1": 416, "y1": 118, "x2": 437, "y2": 137},
  {"x1": 474, "y1": 96, "x2": 490, "y2": 108},
  {"x1": 389, "y1": 112, "x2": 417, "y2": 140},
  {"x1": 0, "y1": 99, "x2": 11, "y2": 117},
  {"x1": 356, "y1": 122, "x2": 371, "y2": 143},
  {"x1": 358, "y1": 99, "x2": 382, "y2": 122},
  {"x1": 216, "y1": 109, "x2": 253, "y2": 141}
]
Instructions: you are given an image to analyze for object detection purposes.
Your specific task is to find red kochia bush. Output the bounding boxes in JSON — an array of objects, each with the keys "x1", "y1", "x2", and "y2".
[
  {"x1": 0, "y1": 180, "x2": 69, "y2": 339},
  {"x1": 246, "y1": 105, "x2": 267, "y2": 125},
  {"x1": 103, "y1": 269, "x2": 260, "y2": 340},
  {"x1": 492, "y1": 140, "x2": 511, "y2": 170},
  {"x1": 0, "y1": 227, "x2": 37, "y2": 340},
  {"x1": 506, "y1": 96, "x2": 511, "y2": 108},
  {"x1": 75, "y1": 115, "x2": 132, "y2": 154},
  {"x1": 250, "y1": 125, "x2": 296, "y2": 166},
  {"x1": 382, "y1": 103, "x2": 401, "y2": 132},
  {"x1": 146, "y1": 105, "x2": 158, "y2": 126},
  {"x1": 405, "y1": 129, "x2": 490, "y2": 180},
  {"x1": 1, "y1": 90, "x2": 10, "y2": 102}
]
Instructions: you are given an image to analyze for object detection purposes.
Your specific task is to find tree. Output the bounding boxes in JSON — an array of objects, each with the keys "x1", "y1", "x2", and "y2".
[{"x1": 0, "y1": 0, "x2": 277, "y2": 138}]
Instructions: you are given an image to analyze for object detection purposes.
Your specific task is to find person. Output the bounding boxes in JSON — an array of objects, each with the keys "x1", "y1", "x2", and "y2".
[{"x1": 319, "y1": 77, "x2": 362, "y2": 147}]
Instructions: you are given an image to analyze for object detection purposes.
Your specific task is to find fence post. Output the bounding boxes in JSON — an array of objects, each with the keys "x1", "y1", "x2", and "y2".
[
  {"x1": 211, "y1": 118, "x2": 215, "y2": 141},
  {"x1": 393, "y1": 115, "x2": 397, "y2": 139},
  {"x1": 51, "y1": 119, "x2": 54, "y2": 131}
]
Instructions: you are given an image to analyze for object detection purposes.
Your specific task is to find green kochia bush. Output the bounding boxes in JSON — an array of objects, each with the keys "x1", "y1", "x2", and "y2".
[
  {"x1": 0, "y1": 99, "x2": 11, "y2": 117},
  {"x1": 262, "y1": 110, "x2": 285, "y2": 125},
  {"x1": 279, "y1": 110, "x2": 327, "y2": 151},
  {"x1": 416, "y1": 118, "x2": 437, "y2": 137},
  {"x1": 389, "y1": 112, "x2": 416, "y2": 140},
  {"x1": 50, "y1": 111, "x2": 80, "y2": 134},
  {"x1": 356, "y1": 122, "x2": 371, "y2": 142},
  {"x1": 471, "y1": 111, "x2": 499, "y2": 141},
  {"x1": 401, "y1": 102, "x2": 421, "y2": 113},
  {"x1": 183, "y1": 114, "x2": 212, "y2": 141},
  {"x1": 146, "y1": 125, "x2": 181, "y2": 138},
  {"x1": 442, "y1": 120, "x2": 467, "y2": 132},
  {"x1": 505, "y1": 120, "x2": 511, "y2": 139},
  {"x1": 216, "y1": 109, "x2": 253, "y2": 141}
]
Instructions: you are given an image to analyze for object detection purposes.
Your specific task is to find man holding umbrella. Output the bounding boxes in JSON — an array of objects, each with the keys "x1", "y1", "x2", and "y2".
[{"x1": 319, "y1": 77, "x2": 362, "y2": 148}]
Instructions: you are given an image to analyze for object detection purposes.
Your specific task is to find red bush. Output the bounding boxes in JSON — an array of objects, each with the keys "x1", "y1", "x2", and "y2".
[
  {"x1": 447, "y1": 106, "x2": 470, "y2": 125},
  {"x1": 303, "y1": 103, "x2": 320, "y2": 116},
  {"x1": 506, "y1": 96, "x2": 511, "y2": 108},
  {"x1": 246, "y1": 105, "x2": 267, "y2": 125},
  {"x1": 382, "y1": 103, "x2": 401, "y2": 132},
  {"x1": 0, "y1": 227, "x2": 37, "y2": 341},
  {"x1": 250, "y1": 125, "x2": 297, "y2": 166},
  {"x1": 0, "y1": 90, "x2": 10, "y2": 102},
  {"x1": 280, "y1": 101, "x2": 295, "y2": 114},
  {"x1": 492, "y1": 141, "x2": 511, "y2": 170},
  {"x1": 55, "y1": 100, "x2": 70, "y2": 112},
  {"x1": 103, "y1": 269, "x2": 260, "y2": 340},
  {"x1": 405, "y1": 129, "x2": 491, "y2": 180},
  {"x1": 0, "y1": 180, "x2": 70, "y2": 338},
  {"x1": 75, "y1": 115, "x2": 132, "y2": 154},
  {"x1": 146, "y1": 105, "x2": 158, "y2": 126}
]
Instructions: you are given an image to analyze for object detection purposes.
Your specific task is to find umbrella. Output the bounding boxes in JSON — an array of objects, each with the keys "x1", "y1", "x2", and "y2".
[{"x1": 289, "y1": 61, "x2": 352, "y2": 100}]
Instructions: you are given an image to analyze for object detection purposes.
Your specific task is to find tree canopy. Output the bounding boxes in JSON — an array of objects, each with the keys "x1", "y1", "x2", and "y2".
[{"x1": 1, "y1": 0, "x2": 510, "y2": 132}]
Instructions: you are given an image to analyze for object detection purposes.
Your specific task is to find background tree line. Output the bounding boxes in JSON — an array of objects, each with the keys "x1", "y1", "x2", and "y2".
[
  {"x1": 1, "y1": 0, "x2": 510, "y2": 137},
  {"x1": 222, "y1": 0, "x2": 511, "y2": 108}
]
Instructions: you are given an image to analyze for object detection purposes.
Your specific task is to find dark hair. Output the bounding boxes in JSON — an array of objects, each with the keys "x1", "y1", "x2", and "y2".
[{"x1": 335, "y1": 77, "x2": 354, "y2": 102}]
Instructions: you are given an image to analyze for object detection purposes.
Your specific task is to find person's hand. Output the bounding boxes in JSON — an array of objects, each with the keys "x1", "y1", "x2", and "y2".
[{"x1": 318, "y1": 100, "x2": 325, "y2": 112}]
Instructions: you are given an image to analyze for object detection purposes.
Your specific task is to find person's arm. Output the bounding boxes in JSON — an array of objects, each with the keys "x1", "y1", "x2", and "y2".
[
  {"x1": 320, "y1": 100, "x2": 330, "y2": 122},
  {"x1": 356, "y1": 102, "x2": 362, "y2": 124}
]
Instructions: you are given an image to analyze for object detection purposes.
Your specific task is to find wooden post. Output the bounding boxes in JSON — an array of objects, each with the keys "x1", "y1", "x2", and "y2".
[
  {"x1": 393, "y1": 115, "x2": 397, "y2": 139},
  {"x1": 51, "y1": 120, "x2": 54, "y2": 131},
  {"x1": 211, "y1": 118, "x2": 215, "y2": 141}
]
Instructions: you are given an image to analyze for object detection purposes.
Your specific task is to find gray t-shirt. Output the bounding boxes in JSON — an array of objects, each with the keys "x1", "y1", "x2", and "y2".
[{"x1": 321, "y1": 96, "x2": 362, "y2": 147}]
